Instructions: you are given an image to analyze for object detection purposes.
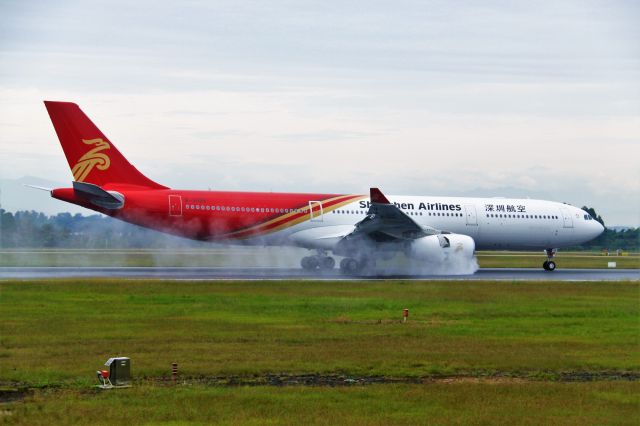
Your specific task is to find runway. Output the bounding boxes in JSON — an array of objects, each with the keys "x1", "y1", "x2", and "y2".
[{"x1": 0, "y1": 267, "x2": 637, "y2": 280}]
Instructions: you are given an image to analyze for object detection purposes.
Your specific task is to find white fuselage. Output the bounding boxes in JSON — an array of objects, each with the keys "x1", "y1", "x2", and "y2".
[{"x1": 265, "y1": 195, "x2": 604, "y2": 252}]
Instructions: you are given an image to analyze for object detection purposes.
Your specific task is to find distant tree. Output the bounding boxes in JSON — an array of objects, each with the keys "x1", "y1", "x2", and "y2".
[
  {"x1": 581, "y1": 206, "x2": 605, "y2": 227},
  {"x1": 0, "y1": 209, "x2": 17, "y2": 247},
  {"x1": 39, "y1": 223, "x2": 57, "y2": 247}
]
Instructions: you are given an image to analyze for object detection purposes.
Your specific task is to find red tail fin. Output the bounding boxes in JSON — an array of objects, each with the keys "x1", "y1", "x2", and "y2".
[{"x1": 44, "y1": 101, "x2": 167, "y2": 189}]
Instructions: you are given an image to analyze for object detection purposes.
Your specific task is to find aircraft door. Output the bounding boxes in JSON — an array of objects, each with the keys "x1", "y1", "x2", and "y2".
[
  {"x1": 561, "y1": 208, "x2": 573, "y2": 228},
  {"x1": 464, "y1": 204, "x2": 478, "y2": 226},
  {"x1": 169, "y1": 195, "x2": 182, "y2": 216},
  {"x1": 309, "y1": 201, "x2": 323, "y2": 222}
]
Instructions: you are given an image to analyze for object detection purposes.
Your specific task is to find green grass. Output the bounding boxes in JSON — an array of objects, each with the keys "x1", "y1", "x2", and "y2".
[
  {"x1": 1, "y1": 279, "x2": 638, "y2": 385},
  {"x1": 1, "y1": 279, "x2": 638, "y2": 424},
  {"x1": 3, "y1": 382, "x2": 639, "y2": 425},
  {"x1": 0, "y1": 248, "x2": 637, "y2": 268}
]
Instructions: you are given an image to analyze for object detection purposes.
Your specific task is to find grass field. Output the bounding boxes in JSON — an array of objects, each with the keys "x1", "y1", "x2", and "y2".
[
  {"x1": 3, "y1": 382, "x2": 638, "y2": 425},
  {"x1": 1, "y1": 279, "x2": 638, "y2": 424},
  {"x1": 0, "y1": 248, "x2": 638, "y2": 268}
]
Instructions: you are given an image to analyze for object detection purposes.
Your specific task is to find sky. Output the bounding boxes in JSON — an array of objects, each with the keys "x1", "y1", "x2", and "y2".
[{"x1": 0, "y1": 0, "x2": 638, "y2": 225}]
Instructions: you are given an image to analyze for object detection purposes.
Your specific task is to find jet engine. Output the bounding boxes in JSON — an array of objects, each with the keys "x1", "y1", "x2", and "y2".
[{"x1": 406, "y1": 233, "x2": 475, "y2": 263}]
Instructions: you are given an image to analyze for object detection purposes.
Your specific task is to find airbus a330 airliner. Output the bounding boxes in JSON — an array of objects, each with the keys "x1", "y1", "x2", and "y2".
[{"x1": 39, "y1": 101, "x2": 604, "y2": 274}]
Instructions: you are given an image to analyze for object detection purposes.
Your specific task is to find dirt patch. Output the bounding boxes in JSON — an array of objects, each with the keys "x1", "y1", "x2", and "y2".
[
  {"x1": 425, "y1": 377, "x2": 528, "y2": 385},
  {"x1": 2, "y1": 371, "x2": 638, "y2": 396},
  {"x1": 0, "y1": 388, "x2": 31, "y2": 403},
  {"x1": 147, "y1": 371, "x2": 640, "y2": 387},
  {"x1": 556, "y1": 371, "x2": 640, "y2": 382}
]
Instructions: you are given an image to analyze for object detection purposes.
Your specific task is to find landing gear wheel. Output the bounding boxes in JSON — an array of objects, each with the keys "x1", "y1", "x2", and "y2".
[
  {"x1": 543, "y1": 248, "x2": 558, "y2": 272},
  {"x1": 339, "y1": 258, "x2": 350, "y2": 271},
  {"x1": 340, "y1": 258, "x2": 361, "y2": 275},
  {"x1": 320, "y1": 256, "x2": 335, "y2": 270},
  {"x1": 301, "y1": 256, "x2": 319, "y2": 270}
]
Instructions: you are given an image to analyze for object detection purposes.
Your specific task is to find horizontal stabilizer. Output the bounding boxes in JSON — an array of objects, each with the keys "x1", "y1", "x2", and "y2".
[
  {"x1": 23, "y1": 184, "x2": 53, "y2": 192},
  {"x1": 73, "y1": 181, "x2": 125, "y2": 210}
]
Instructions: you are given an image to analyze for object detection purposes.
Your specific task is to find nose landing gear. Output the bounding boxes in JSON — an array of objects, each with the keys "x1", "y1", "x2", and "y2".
[{"x1": 543, "y1": 248, "x2": 557, "y2": 271}]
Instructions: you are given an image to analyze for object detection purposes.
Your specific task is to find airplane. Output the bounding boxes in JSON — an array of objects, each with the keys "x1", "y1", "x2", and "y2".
[{"x1": 40, "y1": 101, "x2": 604, "y2": 274}]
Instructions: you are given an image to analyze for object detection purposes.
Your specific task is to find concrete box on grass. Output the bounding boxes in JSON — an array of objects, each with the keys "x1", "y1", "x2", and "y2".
[{"x1": 105, "y1": 357, "x2": 131, "y2": 386}]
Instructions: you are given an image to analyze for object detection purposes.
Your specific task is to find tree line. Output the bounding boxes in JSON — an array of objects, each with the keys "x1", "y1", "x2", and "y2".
[
  {"x1": 0, "y1": 208, "x2": 637, "y2": 251},
  {"x1": 0, "y1": 210, "x2": 204, "y2": 249}
]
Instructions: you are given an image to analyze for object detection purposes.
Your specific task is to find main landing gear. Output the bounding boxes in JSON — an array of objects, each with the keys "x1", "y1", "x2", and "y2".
[
  {"x1": 339, "y1": 257, "x2": 375, "y2": 275},
  {"x1": 301, "y1": 254, "x2": 335, "y2": 271},
  {"x1": 300, "y1": 252, "x2": 376, "y2": 275},
  {"x1": 543, "y1": 248, "x2": 557, "y2": 271}
]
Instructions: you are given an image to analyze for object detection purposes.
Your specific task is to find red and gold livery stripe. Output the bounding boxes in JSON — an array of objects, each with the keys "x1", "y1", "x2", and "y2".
[{"x1": 220, "y1": 194, "x2": 365, "y2": 240}]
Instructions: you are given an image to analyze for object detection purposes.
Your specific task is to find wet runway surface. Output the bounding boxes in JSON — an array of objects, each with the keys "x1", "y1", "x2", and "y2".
[{"x1": 0, "y1": 267, "x2": 637, "y2": 280}]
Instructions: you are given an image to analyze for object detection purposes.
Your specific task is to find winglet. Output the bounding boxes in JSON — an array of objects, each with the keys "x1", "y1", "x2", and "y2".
[{"x1": 370, "y1": 187, "x2": 391, "y2": 204}]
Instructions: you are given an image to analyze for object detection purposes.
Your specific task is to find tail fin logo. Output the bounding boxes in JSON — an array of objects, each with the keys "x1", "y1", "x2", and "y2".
[{"x1": 71, "y1": 138, "x2": 111, "y2": 182}]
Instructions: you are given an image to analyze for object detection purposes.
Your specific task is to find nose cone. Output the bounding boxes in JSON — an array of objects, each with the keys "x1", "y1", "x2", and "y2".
[{"x1": 588, "y1": 220, "x2": 605, "y2": 240}]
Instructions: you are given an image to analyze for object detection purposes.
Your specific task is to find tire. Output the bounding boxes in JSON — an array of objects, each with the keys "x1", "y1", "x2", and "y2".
[
  {"x1": 345, "y1": 258, "x2": 360, "y2": 274},
  {"x1": 307, "y1": 256, "x2": 319, "y2": 270},
  {"x1": 301, "y1": 256, "x2": 311, "y2": 270},
  {"x1": 547, "y1": 260, "x2": 556, "y2": 271},
  {"x1": 320, "y1": 257, "x2": 335, "y2": 270},
  {"x1": 301, "y1": 256, "x2": 319, "y2": 270},
  {"x1": 339, "y1": 258, "x2": 359, "y2": 274},
  {"x1": 339, "y1": 258, "x2": 350, "y2": 271},
  {"x1": 543, "y1": 260, "x2": 550, "y2": 271}
]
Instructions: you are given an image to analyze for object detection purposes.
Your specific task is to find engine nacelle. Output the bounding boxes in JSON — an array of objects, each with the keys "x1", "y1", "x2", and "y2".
[{"x1": 406, "y1": 233, "x2": 475, "y2": 263}]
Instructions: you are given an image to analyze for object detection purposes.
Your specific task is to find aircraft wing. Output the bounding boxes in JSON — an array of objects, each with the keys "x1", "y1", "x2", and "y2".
[{"x1": 340, "y1": 188, "x2": 438, "y2": 245}]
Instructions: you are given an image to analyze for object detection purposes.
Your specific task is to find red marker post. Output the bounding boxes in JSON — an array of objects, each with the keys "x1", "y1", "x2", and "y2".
[{"x1": 403, "y1": 309, "x2": 409, "y2": 323}]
